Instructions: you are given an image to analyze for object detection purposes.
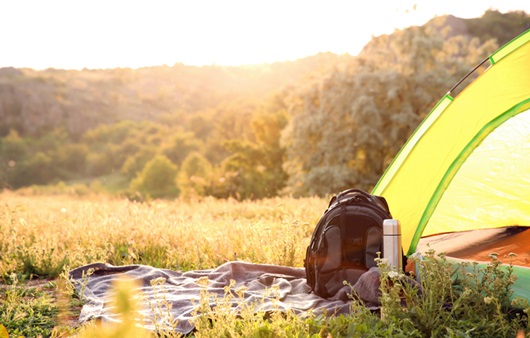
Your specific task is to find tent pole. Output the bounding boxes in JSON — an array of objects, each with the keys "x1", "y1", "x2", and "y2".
[{"x1": 448, "y1": 57, "x2": 490, "y2": 96}]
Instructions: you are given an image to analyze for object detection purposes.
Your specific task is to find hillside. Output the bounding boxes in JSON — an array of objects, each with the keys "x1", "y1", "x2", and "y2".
[
  {"x1": 1, "y1": 10, "x2": 529, "y2": 197},
  {"x1": 0, "y1": 53, "x2": 353, "y2": 137},
  {"x1": 1, "y1": 10, "x2": 529, "y2": 138}
]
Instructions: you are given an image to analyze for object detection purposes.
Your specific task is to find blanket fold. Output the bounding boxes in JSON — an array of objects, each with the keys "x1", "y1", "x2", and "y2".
[{"x1": 70, "y1": 261, "x2": 380, "y2": 334}]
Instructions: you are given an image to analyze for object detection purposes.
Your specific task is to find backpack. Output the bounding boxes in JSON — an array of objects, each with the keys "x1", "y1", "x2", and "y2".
[{"x1": 304, "y1": 188, "x2": 393, "y2": 298}]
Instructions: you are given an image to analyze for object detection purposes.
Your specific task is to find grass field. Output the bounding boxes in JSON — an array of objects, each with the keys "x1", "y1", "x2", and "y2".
[
  {"x1": 1, "y1": 191, "x2": 529, "y2": 337},
  {"x1": 1, "y1": 192, "x2": 324, "y2": 276}
]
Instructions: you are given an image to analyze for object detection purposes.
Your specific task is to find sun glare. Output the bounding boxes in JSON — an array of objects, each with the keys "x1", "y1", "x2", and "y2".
[{"x1": 0, "y1": 0, "x2": 528, "y2": 69}]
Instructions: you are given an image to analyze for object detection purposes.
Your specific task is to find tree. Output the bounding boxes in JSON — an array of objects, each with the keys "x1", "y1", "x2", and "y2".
[
  {"x1": 129, "y1": 155, "x2": 179, "y2": 199},
  {"x1": 248, "y1": 109, "x2": 289, "y2": 196},
  {"x1": 466, "y1": 10, "x2": 530, "y2": 47},
  {"x1": 281, "y1": 24, "x2": 497, "y2": 196},
  {"x1": 161, "y1": 131, "x2": 201, "y2": 166},
  {"x1": 4, "y1": 152, "x2": 56, "y2": 188},
  {"x1": 176, "y1": 152, "x2": 213, "y2": 199},
  {"x1": 0, "y1": 130, "x2": 58, "y2": 188},
  {"x1": 54, "y1": 143, "x2": 89, "y2": 179},
  {"x1": 0, "y1": 130, "x2": 27, "y2": 162},
  {"x1": 82, "y1": 121, "x2": 152, "y2": 176},
  {"x1": 121, "y1": 147, "x2": 158, "y2": 180},
  {"x1": 215, "y1": 108, "x2": 289, "y2": 200}
]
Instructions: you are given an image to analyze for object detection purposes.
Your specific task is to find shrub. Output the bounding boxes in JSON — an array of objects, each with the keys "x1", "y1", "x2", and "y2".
[
  {"x1": 176, "y1": 151, "x2": 213, "y2": 199},
  {"x1": 129, "y1": 155, "x2": 179, "y2": 199}
]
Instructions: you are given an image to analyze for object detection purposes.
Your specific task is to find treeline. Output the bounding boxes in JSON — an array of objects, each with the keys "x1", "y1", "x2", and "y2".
[
  {"x1": 0, "y1": 109, "x2": 289, "y2": 199},
  {"x1": 1, "y1": 11, "x2": 529, "y2": 199}
]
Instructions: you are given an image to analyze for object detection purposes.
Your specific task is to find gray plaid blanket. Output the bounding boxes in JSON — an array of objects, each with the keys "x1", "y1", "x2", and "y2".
[{"x1": 69, "y1": 261, "x2": 381, "y2": 334}]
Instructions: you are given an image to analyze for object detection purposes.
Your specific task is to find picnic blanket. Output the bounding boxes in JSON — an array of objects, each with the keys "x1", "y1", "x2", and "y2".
[{"x1": 69, "y1": 261, "x2": 382, "y2": 334}]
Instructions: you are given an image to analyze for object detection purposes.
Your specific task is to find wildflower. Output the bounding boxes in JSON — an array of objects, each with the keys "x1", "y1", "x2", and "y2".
[
  {"x1": 488, "y1": 252, "x2": 499, "y2": 260},
  {"x1": 197, "y1": 276, "x2": 209, "y2": 287},
  {"x1": 235, "y1": 286, "x2": 248, "y2": 297},
  {"x1": 150, "y1": 277, "x2": 167, "y2": 286},
  {"x1": 388, "y1": 271, "x2": 399, "y2": 278},
  {"x1": 483, "y1": 296, "x2": 495, "y2": 304},
  {"x1": 378, "y1": 258, "x2": 389, "y2": 265}
]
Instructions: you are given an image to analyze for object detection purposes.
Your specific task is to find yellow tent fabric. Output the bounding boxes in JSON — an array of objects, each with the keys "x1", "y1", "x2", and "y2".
[{"x1": 372, "y1": 29, "x2": 530, "y2": 255}]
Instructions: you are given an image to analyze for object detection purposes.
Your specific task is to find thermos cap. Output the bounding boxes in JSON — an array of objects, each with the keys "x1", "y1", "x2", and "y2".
[{"x1": 383, "y1": 219, "x2": 401, "y2": 236}]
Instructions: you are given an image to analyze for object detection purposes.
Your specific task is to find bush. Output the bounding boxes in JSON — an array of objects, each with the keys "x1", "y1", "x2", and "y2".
[
  {"x1": 176, "y1": 151, "x2": 213, "y2": 199},
  {"x1": 368, "y1": 250, "x2": 529, "y2": 337},
  {"x1": 129, "y1": 155, "x2": 179, "y2": 199}
]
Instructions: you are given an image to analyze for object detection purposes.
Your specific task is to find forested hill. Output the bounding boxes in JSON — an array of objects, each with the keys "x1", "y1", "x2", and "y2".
[
  {"x1": 1, "y1": 10, "x2": 529, "y2": 198},
  {"x1": 0, "y1": 52, "x2": 353, "y2": 136}
]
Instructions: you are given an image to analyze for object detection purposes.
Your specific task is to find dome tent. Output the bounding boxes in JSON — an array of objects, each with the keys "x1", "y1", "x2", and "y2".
[{"x1": 372, "y1": 28, "x2": 530, "y2": 299}]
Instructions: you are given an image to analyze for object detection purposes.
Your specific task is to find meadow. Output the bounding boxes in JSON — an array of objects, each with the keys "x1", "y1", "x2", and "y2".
[
  {"x1": 1, "y1": 191, "x2": 529, "y2": 337},
  {"x1": 1, "y1": 191, "x2": 322, "y2": 277}
]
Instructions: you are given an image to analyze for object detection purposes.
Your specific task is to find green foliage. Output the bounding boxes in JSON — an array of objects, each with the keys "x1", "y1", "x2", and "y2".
[
  {"x1": 174, "y1": 252, "x2": 530, "y2": 337},
  {"x1": 24, "y1": 151, "x2": 55, "y2": 184},
  {"x1": 83, "y1": 121, "x2": 149, "y2": 176},
  {"x1": 85, "y1": 152, "x2": 112, "y2": 177},
  {"x1": 281, "y1": 24, "x2": 498, "y2": 196},
  {"x1": 0, "y1": 128, "x2": 87, "y2": 188},
  {"x1": 218, "y1": 109, "x2": 288, "y2": 199},
  {"x1": 466, "y1": 10, "x2": 530, "y2": 46},
  {"x1": 0, "y1": 274, "x2": 59, "y2": 337},
  {"x1": 12, "y1": 245, "x2": 70, "y2": 278},
  {"x1": 55, "y1": 143, "x2": 89, "y2": 177},
  {"x1": 371, "y1": 251, "x2": 529, "y2": 337},
  {"x1": 121, "y1": 146, "x2": 158, "y2": 180},
  {"x1": 129, "y1": 155, "x2": 179, "y2": 199},
  {"x1": 191, "y1": 281, "x2": 321, "y2": 337},
  {"x1": 82, "y1": 120, "x2": 140, "y2": 145},
  {"x1": 1, "y1": 131, "x2": 63, "y2": 188},
  {"x1": 0, "y1": 130, "x2": 27, "y2": 161},
  {"x1": 0, "y1": 11, "x2": 527, "y2": 198},
  {"x1": 81, "y1": 122, "x2": 201, "y2": 185},
  {"x1": 177, "y1": 151, "x2": 213, "y2": 199},
  {"x1": 162, "y1": 131, "x2": 201, "y2": 166}
]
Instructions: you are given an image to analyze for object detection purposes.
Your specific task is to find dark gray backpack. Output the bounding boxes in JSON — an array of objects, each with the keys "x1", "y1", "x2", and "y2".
[{"x1": 304, "y1": 189, "x2": 392, "y2": 298}]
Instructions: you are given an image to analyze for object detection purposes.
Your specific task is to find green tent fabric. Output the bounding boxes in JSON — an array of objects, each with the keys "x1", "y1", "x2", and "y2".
[{"x1": 372, "y1": 29, "x2": 530, "y2": 300}]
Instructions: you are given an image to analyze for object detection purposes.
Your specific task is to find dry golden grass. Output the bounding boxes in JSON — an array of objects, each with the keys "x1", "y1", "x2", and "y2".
[
  {"x1": 2, "y1": 191, "x2": 529, "y2": 337},
  {"x1": 0, "y1": 191, "x2": 327, "y2": 278}
]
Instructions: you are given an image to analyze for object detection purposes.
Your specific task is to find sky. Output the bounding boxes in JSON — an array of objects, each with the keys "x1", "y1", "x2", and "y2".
[{"x1": 1, "y1": 0, "x2": 529, "y2": 70}]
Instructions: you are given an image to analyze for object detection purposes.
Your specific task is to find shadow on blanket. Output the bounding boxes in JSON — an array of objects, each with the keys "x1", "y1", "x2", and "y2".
[{"x1": 69, "y1": 261, "x2": 381, "y2": 334}]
